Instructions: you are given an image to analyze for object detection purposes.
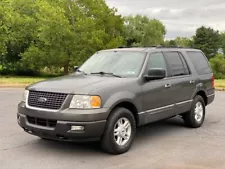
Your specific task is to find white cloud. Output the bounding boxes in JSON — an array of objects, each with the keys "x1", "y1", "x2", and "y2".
[{"x1": 106, "y1": 0, "x2": 225, "y2": 39}]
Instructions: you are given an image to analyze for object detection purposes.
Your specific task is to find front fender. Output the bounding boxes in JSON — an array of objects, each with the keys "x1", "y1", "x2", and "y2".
[{"x1": 103, "y1": 91, "x2": 141, "y2": 113}]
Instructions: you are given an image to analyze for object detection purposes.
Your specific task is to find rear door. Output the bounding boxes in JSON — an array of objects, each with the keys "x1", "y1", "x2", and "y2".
[
  {"x1": 163, "y1": 51, "x2": 196, "y2": 114},
  {"x1": 186, "y1": 51, "x2": 215, "y2": 104}
]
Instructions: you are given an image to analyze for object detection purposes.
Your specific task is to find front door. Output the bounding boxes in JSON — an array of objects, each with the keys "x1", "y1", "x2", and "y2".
[{"x1": 141, "y1": 52, "x2": 176, "y2": 124}]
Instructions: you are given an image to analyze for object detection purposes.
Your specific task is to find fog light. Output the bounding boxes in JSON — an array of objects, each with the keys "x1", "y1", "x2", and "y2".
[{"x1": 71, "y1": 126, "x2": 84, "y2": 131}]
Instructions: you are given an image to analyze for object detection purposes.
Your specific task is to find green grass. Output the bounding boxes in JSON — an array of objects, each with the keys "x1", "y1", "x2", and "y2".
[
  {"x1": 215, "y1": 79, "x2": 225, "y2": 89},
  {"x1": 0, "y1": 76, "x2": 47, "y2": 85}
]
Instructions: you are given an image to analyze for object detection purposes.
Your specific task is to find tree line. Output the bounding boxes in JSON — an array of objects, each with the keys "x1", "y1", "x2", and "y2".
[{"x1": 0, "y1": 0, "x2": 225, "y2": 78}]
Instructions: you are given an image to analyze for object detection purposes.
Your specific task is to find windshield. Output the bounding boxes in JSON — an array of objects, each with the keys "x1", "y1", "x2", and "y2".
[{"x1": 79, "y1": 51, "x2": 146, "y2": 77}]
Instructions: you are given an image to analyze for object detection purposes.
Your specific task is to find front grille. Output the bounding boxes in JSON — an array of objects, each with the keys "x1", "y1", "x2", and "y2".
[
  {"x1": 27, "y1": 116, "x2": 57, "y2": 128},
  {"x1": 28, "y1": 91, "x2": 67, "y2": 110}
]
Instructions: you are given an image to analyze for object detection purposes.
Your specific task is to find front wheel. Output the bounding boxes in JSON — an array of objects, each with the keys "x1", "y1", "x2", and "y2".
[
  {"x1": 100, "y1": 107, "x2": 136, "y2": 154},
  {"x1": 183, "y1": 95, "x2": 205, "y2": 128}
]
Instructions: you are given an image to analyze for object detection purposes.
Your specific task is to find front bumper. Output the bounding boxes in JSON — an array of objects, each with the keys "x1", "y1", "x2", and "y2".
[{"x1": 17, "y1": 102, "x2": 109, "y2": 141}]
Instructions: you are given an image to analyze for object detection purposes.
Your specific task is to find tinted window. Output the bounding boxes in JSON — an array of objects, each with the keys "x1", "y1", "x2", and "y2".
[
  {"x1": 179, "y1": 53, "x2": 190, "y2": 75},
  {"x1": 147, "y1": 53, "x2": 167, "y2": 73},
  {"x1": 187, "y1": 51, "x2": 212, "y2": 74},
  {"x1": 164, "y1": 52, "x2": 186, "y2": 76}
]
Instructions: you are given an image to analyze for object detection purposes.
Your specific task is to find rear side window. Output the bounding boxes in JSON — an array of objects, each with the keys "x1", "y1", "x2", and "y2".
[
  {"x1": 164, "y1": 52, "x2": 189, "y2": 77},
  {"x1": 187, "y1": 51, "x2": 212, "y2": 75}
]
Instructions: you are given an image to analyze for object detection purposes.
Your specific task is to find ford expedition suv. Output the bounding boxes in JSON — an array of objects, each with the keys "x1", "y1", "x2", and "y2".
[{"x1": 17, "y1": 46, "x2": 215, "y2": 154}]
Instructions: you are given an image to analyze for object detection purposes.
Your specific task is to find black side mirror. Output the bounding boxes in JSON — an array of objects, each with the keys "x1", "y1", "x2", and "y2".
[
  {"x1": 144, "y1": 68, "x2": 166, "y2": 81},
  {"x1": 74, "y1": 66, "x2": 79, "y2": 72}
]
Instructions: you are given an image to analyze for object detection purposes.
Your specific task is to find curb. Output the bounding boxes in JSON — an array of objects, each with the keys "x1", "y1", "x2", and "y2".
[{"x1": 215, "y1": 88, "x2": 225, "y2": 91}]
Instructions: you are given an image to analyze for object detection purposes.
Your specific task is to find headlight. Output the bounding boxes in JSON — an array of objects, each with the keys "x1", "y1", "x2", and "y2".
[
  {"x1": 69, "y1": 95, "x2": 101, "y2": 109},
  {"x1": 22, "y1": 90, "x2": 29, "y2": 102}
]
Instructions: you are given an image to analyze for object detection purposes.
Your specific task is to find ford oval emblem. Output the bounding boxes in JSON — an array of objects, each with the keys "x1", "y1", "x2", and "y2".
[{"x1": 38, "y1": 97, "x2": 47, "y2": 102}]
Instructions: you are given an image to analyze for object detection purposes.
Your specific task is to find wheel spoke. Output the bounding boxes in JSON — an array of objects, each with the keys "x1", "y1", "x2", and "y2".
[
  {"x1": 123, "y1": 133, "x2": 129, "y2": 140},
  {"x1": 194, "y1": 102, "x2": 203, "y2": 122},
  {"x1": 114, "y1": 117, "x2": 132, "y2": 146},
  {"x1": 116, "y1": 136, "x2": 123, "y2": 145},
  {"x1": 114, "y1": 131, "x2": 119, "y2": 136},
  {"x1": 124, "y1": 121, "x2": 130, "y2": 129},
  {"x1": 118, "y1": 119, "x2": 123, "y2": 127}
]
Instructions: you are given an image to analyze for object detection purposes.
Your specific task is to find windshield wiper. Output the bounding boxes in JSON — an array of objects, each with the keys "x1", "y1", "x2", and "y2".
[{"x1": 90, "y1": 72, "x2": 122, "y2": 78}]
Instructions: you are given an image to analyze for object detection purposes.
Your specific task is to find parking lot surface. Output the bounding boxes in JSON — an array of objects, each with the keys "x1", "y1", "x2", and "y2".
[{"x1": 1, "y1": 89, "x2": 225, "y2": 169}]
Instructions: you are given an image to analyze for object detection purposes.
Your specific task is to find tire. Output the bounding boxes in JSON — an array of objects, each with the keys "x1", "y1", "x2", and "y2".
[
  {"x1": 39, "y1": 137, "x2": 50, "y2": 141},
  {"x1": 100, "y1": 107, "x2": 136, "y2": 154},
  {"x1": 183, "y1": 95, "x2": 205, "y2": 128}
]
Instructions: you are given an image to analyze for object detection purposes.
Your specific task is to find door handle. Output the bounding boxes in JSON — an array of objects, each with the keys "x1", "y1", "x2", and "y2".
[
  {"x1": 165, "y1": 84, "x2": 171, "y2": 88},
  {"x1": 190, "y1": 80, "x2": 195, "y2": 84}
]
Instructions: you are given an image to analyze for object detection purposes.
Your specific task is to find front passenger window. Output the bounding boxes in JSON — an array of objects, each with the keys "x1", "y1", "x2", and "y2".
[{"x1": 147, "y1": 53, "x2": 167, "y2": 76}]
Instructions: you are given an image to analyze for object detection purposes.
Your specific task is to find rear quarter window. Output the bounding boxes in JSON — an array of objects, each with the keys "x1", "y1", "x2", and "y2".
[{"x1": 186, "y1": 51, "x2": 212, "y2": 75}]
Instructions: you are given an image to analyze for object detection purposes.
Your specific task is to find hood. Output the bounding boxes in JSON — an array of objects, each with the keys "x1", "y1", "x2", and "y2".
[{"x1": 27, "y1": 74, "x2": 130, "y2": 94}]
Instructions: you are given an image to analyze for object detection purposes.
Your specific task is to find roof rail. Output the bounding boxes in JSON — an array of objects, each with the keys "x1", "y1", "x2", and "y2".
[
  {"x1": 156, "y1": 45, "x2": 184, "y2": 48},
  {"x1": 117, "y1": 45, "x2": 186, "y2": 49}
]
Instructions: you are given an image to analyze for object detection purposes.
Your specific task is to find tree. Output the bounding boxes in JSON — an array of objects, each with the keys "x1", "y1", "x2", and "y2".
[
  {"x1": 123, "y1": 15, "x2": 166, "y2": 47},
  {"x1": 24, "y1": 0, "x2": 124, "y2": 74},
  {"x1": 0, "y1": 0, "x2": 42, "y2": 75},
  {"x1": 220, "y1": 32, "x2": 225, "y2": 54},
  {"x1": 164, "y1": 37, "x2": 193, "y2": 47},
  {"x1": 174, "y1": 37, "x2": 193, "y2": 47},
  {"x1": 1, "y1": 0, "x2": 124, "y2": 75},
  {"x1": 164, "y1": 39, "x2": 176, "y2": 46},
  {"x1": 193, "y1": 26, "x2": 221, "y2": 59},
  {"x1": 210, "y1": 54, "x2": 225, "y2": 79},
  {"x1": 0, "y1": 0, "x2": 13, "y2": 66}
]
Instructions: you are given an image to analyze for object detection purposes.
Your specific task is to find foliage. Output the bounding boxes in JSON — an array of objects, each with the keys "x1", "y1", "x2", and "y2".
[
  {"x1": 193, "y1": 26, "x2": 221, "y2": 59},
  {"x1": 164, "y1": 37, "x2": 193, "y2": 47},
  {"x1": 210, "y1": 54, "x2": 225, "y2": 79},
  {"x1": 0, "y1": 0, "x2": 124, "y2": 75},
  {"x1": 220, "y1": 32, "x2": 225, "y2": 54},
  {"x1": 123, "y1": 15, "x2": 166, "y2": 47},
  {"x1": 1, "y1": 1, "x2": 225, "y2": 79}
]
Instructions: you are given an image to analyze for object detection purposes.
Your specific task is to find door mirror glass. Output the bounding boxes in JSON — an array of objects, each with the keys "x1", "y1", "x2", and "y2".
[{"x1": 144, "y1": 68, "x2": 166, "y2": 81}]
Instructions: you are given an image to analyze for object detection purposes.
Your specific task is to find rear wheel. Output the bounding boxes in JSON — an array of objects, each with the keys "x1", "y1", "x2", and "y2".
[
  {"x1": 183, "y1": 95, "x2": 205, "y2": 128},
  {"x1": 100, "y1": 107, "x2": 136, "y2": 154}
]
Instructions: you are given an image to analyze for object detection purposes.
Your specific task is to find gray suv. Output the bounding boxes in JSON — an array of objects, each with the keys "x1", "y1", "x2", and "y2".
[{"x1": 17, "y1": 46, "x2": 215, "y2": 154}]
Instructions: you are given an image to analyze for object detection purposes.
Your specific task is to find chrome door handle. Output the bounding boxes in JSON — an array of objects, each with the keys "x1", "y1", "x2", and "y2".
[
  {"x1": 165, "y1": 84, "x2": 171, "y2": 88},
  {"x1": 190, "y1": 80, "x2": 195, "y2": 84}
]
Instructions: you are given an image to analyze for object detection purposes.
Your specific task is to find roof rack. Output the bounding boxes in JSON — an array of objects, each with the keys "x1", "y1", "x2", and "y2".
[
  {"x1": 156, "y1": 45, "x2": 185, "y2": 48},
  {"x1": 117, "y1": 46, "x2": 132, "y2": 48},
  {"x1": 117, "y1": 45, "x2": 187, "y2": 49}
]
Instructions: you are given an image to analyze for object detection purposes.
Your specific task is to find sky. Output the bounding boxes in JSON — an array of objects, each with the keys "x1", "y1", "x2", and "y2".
[{"x1": 105, "y1": 0, "x2": 225, "y2": 39}]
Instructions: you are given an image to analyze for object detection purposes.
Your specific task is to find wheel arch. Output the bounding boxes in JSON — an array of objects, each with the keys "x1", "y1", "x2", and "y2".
[
  {"x1": 107, "y1": 100, "x2": 139, "y2": 126},
  {"x1": 194, "y1": 90, "x2": 207, "y2": 105}
]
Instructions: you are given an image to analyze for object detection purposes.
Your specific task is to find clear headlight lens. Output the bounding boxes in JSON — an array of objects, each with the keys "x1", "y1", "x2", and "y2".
[
  {"x1": 69, "y1": 95, "x2": 101, "y2": 109},
  {"x1": 22, "y1": 90, "x2": 29, "y2": 102}
]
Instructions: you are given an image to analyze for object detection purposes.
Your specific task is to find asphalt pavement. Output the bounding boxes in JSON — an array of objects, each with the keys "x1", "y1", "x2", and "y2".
[{"x1": 1, "y1": 89, "x2": 225, "y2": 169}]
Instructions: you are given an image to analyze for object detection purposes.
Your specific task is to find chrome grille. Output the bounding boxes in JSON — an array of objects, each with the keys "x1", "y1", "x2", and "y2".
[{"x1": 28, "y1": 91, "x2": 67, "y2": 110}]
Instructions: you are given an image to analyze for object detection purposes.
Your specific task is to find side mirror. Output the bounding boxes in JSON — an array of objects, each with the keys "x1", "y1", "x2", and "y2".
[
  {"x1": 74, "y1": 66, "x2": 79, "y2": 72},
  {"x1": 144, "y1": 68, "x2": 166, "y2": 81}
]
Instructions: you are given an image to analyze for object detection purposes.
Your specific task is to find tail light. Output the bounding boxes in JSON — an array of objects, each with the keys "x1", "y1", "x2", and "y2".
[{"x1": 212, "y1": 75, "x2": 215, "y2": 88}]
